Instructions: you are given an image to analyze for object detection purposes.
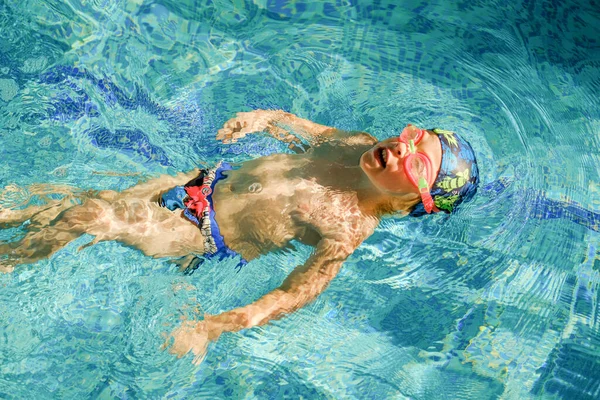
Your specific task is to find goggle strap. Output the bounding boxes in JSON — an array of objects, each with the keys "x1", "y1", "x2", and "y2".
[
  {"x1": 421, "y1": 191, "x2": 435, "y2": 213},
  {"x1": 418, "y1": 178, "x2": 440, "y2": 213},
  {"x1": 409, "y1": 140, "x2": 416, "y2": 154}
]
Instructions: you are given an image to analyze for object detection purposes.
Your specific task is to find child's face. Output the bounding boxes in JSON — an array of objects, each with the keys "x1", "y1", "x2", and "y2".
[{"x1": 360, "y1": 131, "x2": 442, "y2": 195}]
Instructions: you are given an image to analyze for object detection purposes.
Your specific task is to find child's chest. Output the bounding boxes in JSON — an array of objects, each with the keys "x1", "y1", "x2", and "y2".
[{"x1": 211, "y1": 159, "x2": 368, "y2": 260}]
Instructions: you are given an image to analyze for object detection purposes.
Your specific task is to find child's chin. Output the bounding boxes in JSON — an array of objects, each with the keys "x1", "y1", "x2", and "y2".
[
  {"x1": 359, "y1": 152, "x2": 377, "y2": 172},
  {"x1": 358, "y1": 155, "x2": 369, "y2": 173}
]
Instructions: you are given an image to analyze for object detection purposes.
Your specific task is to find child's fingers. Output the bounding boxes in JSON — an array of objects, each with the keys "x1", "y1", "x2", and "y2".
[
  {"x1": 235, "y1": 111, "x2": 253, "y2": 120},
  {"x1": 164, "y1": 322, "x2": 195, "y2": 357},
  {"x1": 221, "y1": 117, "x2": 242, "y2": 132},
  {"x1": 216, "y1": 128, "x2": 228, "y2": 140},
  {"x1": 218, "y1": 112, "x2": 272, "y2": 143},
  {"x1": 162, "y1": 320, "x2": 213, "y2": 365},
  {"x1": 216, "y1": 128, "x2": 238, "y2": 143},
  {"x1": 192, "y1": 347, "x2": 209, "y2": 366},
  {"x1": 159, "y1": 333, "x2": 171, "y2": 352}
]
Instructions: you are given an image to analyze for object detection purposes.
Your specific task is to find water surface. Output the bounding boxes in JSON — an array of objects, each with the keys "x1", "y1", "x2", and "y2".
[{"x1": 0, "y1": 0, "x2": 599, "y2": 398}]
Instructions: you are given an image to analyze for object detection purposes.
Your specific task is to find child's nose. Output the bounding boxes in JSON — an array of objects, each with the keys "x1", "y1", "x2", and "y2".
[{"x1": 395, "y1": 141, "x2": 408, "y2": 158}]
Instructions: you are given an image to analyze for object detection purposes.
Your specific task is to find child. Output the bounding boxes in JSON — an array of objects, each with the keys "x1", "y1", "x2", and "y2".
[{"x1": 0, "y1": 110, "x2": 479, "y2": 363}]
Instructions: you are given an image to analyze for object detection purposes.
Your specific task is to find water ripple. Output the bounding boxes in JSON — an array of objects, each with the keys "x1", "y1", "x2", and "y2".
[{"x1": 0, "y1": 0, "x2": 599, "y2": 398}]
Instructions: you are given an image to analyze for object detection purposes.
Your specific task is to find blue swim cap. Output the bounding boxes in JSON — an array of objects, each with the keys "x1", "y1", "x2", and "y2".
[{"x1": 410, "y1": 128, "x2": 479, "y2": 217}]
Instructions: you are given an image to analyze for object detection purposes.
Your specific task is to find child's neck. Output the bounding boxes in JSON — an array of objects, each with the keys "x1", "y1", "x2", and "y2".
[{"x1": 353, "y1": 173, "x2": 420, "y2": 218}]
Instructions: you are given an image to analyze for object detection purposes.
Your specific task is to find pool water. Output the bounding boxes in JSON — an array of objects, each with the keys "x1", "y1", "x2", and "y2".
[{"x1": 1, "y1": 0, "x2": 599, "y2": 398}]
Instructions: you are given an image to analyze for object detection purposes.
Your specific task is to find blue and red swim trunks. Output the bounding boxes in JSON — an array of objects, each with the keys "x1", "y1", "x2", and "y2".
[{"x1": 159, "y1": 162, "x2": 247, "y2": 272}]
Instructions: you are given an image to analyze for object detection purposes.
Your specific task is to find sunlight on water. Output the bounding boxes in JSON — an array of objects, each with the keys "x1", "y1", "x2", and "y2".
[{"x1": 0, "y1": 0, "x2": 599, "y2": 398}]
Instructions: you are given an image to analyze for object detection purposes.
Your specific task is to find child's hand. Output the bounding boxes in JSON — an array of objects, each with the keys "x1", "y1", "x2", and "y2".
[
  {"x1": 217, "y1": 110, "x2": 279, "y2": 143},
  {"x1": 163, "y1": 318, "x2": 222, "y2": 365},
  {"x1": 216, "y1": 110, "x2": 293, "y2": 143}
]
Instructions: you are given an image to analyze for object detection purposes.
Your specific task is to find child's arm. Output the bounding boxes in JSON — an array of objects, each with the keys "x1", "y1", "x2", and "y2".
[
  {"x1": 166, "y1": 238, "x2": 355, "y2": 364},
  {"x1": 216, "y1": 110, "x2": 376, "y2": 148}
]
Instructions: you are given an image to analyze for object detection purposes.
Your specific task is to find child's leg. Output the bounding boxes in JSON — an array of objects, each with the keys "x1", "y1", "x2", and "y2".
[
  {"x1": 0, "y1": 180, "x2": 113, "y2": 228},
  {"x1": 0, "y1": 195, "x2": 206, "y2": 272},
  {"x1": 119, "y1": 169, "x2": 202, "y2": 200},
  {"x1": 0, "y1": 199, "x2": 107, "y2": 271},
  {"x1": 0, "y1": 172, "x2": 207, "y2": 273},
  {"x1": 89, "y1": 197, "x2": 206, "y2": 258},
  {"x1": 0, "y1": 195, "x2": 83, "y2": 229},
  {"x1": 0, "y1": 169, "x2": 196, "y2": 229},
  {"x1": 0, "y1": 203, "x2": 58, "y2": 228}
]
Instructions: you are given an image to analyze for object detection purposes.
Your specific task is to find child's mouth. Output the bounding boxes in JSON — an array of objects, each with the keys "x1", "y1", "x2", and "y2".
[{"x1": 377, "y1": 147, "x2": 387, "y2": 168}]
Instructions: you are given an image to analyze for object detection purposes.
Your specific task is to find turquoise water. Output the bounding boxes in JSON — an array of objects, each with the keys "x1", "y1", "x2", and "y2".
[{"x1": 0, "y1": 0, "x2": 599, "y2": 398}]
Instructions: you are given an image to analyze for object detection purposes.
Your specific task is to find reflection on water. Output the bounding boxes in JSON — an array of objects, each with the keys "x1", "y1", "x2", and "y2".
[{"x1": 0, "y1": 0, "x2": 599, "y2": 398}]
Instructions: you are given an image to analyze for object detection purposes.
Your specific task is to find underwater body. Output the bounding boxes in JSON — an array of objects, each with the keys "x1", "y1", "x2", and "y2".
[{"x1": 0, "y1": 0, "x2": 599, "y2": 398}]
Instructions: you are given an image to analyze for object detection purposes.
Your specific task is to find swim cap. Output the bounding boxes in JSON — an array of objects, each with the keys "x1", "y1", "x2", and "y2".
[{"x1": 409, "y1": 128, "x2": 479, "y2": 217}]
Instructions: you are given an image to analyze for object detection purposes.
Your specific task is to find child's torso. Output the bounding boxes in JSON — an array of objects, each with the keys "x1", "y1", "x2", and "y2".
[{"x1": 212, "y1": 144, "x2": 375, "y2": 260}]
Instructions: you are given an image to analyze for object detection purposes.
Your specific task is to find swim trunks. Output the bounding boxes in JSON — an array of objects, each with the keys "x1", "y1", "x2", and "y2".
[{"x1": 159, "y1": 162, "x2": 247, "y2": 273}]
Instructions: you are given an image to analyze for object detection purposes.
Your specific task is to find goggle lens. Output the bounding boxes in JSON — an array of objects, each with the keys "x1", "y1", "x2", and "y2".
[
  {"x1": 399, "y1": 124, "x2": 424, "y2": 145},
  {"x1": 409, "y1": 155, "x2": 426, "y2": 176}
]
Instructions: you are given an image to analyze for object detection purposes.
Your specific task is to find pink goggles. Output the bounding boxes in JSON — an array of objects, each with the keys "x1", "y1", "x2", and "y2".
[{"x1": 397, "y1": 124, "x2": 439, "y2": 213}]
